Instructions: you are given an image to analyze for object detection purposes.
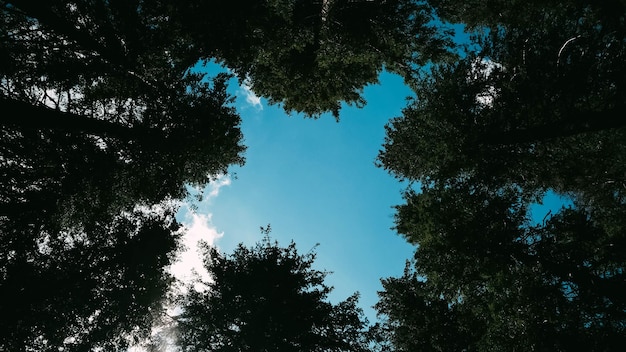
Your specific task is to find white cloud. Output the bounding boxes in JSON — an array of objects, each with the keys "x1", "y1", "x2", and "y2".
[
  {"x1": 172, "y1": 175, "x2": 232, "y2": 286},
  {"x1": 239, "y1": 79, "x2": 263, "y2": 110},
  {"x1": 207, "y1": 174, "x2": 231, "y2": 198},
  {"x1": 130, "y1": 176, "x2": 232, "y2": 351},
  {"x1": 170, "y1": 212, "x2": 221, "y2": 286}
]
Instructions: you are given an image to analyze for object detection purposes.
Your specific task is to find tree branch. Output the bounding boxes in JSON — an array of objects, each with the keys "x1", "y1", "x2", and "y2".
[{"x1": 0, "y1": 97, "x2": 149, "y2": 141}]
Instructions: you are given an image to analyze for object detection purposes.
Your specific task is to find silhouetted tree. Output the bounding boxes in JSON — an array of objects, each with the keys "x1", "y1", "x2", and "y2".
[
  {"x1": 374, "y1": 183, "x2": 626, "y2": 351},
  {"x1": 2, "y1": 0, "x2": 245, "y2": 224},
  {"x1": 378, "y1": 0, "x2": 626, "y2": 203},
  {"x1": 174, "y1": 0, "x2": 457, "y2": 118},
  {"x1": 176, "y1": 236, "x2": 372, "y2": 352},
  {"x1": 1, "y1": 0, "x2": 456, "y2": 223},
  {"x1": 2, "y1": 5, "x2": 244, "y2": 348},
  {"x1": 0, "y1": 1, "x2": 454, "y2": 350},
  {"x1": 1, "y1": 73, "x2": 243, "y2": 229},
  {"x1": 0, "y1": 207, "x2": 182, "y2": 351},
  {"x1": 376, "y1": 1, "x2": 626, "y2": 350}
]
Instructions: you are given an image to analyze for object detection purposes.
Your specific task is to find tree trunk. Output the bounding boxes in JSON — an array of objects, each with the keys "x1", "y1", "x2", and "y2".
[{"x1": 1, "y1": 97, "x2": 153, "y2": 141}]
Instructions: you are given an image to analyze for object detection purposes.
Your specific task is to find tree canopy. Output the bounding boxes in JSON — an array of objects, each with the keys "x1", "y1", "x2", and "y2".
[
  {"x1": 379, "y1": 0, "x2": 626, "y2": 199},
  {"x1": 0, "y1": 206, "x2": 181, "y2": 351},
  {"x1": 174, "y1": 0, "x2": 456, "y2": 118},
  {"x1": 375, "y1": 184, "x2": 626, "y2": 351},
  {"x1": 175, "y1": 235, "x2": 371, "y2": 352},
  {"x1": 6, "y1": 0, "x2": 625, "y2": 350},
  {"x1": 1, "y1": 2, "x2": 457, "y2": 348},
  {"x1": 2, "y1": 0, "x2": 245, "y2": 224},
  {"x1": 376, "y1": 0, "x2": 626, "y2": 351},
  {"x1": 1, "y1": 0, "x2": 456, "y2": 230}
]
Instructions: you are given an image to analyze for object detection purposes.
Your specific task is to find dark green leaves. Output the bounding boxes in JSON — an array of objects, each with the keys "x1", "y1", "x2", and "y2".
[
  {"x1": 376, "y1": 186, "x2": 626, "y2": 351},
  {"x1": 1, "y1": 2, "x2": 244, "y2": 349},
  {"x1": 178, "y1": 0, "x2": 456, "y2": 118},
  {"x1": 176, "y1": 236, "x2": 371, "y2": 352},
  {"x1": 376, "y1": 1, "x2": 626, "y2": 350},
  {"x1": 0, "y1": 208, "x2": 181, "y2": 351}
]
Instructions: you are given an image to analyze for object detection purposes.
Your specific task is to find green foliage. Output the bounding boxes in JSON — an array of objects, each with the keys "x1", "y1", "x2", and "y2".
[
  {"x1": 0, "y1": 0, "x2": 455, "y2": 350},
  {"x1": 379, "y1": 0, "x2": 626, "y2": 192},
  {"x1": 175, "y1": 0, "x2": 457, "y2": 118},
  {"x1": 1, "y1": 1, "x2": 245, "y2": 225},
  {"x1": 0, "y1": 208, "x2": 181, "y2": 351},
  {"x1": 176, "y1": 236, "x2": 371, "y2": 352},
  {"x1": 372, "y1": 262, "x2": 473, "y2": 352},
  {"x1": 1, "y1": 2, "x2": 461, "y2": 348},
  {"x1": 1, "y1": 1, "x2": 243, "y2": 349},
  {"x1": 376, "y1": 0, "x2": 626, "y2": 350},
  {"x1": 375, "y1": 185, "x2": 626, "y2": 351}
]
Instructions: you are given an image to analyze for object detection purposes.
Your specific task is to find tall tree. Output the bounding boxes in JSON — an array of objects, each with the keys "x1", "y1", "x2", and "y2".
[
  {"x1": 175, "y1": 235, "x2": 372, "y2": 352},
  {"x1": 174, "y1": 0, "x2": 457, "y2": 118},
  {"x1": 2, "y1": 6, "x2": 242, "y2": 348},
  {"x1": 372, "y1": 264, "x2": 476, "y2": 352},
  {"x1": 376, "y1": 0, "x2": 626, "y2": 350},
  {"x1": 0, "y1": 206, "x2": 182, "y2": 352},
  {"x1": 1, "y1": 0, "x2": 245, "y2": 225},
  {"x1": 378, "y1": 0, "x2": 626, "y2": 202},
  {"x1": 1, "y1": 0, "x2": 456, "y2": 223},
  {"x1": 1, "y1": 73, "x2": 243, "y2": 228},
  {"x1": 374, "y1": 184, "x2": 626, "y2": 351}
]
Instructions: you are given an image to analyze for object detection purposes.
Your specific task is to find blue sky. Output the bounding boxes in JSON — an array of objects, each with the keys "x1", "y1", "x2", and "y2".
[
  {"x1": 172, "y1": 59, "x2": 571, "y2": 324},
  {"x1": 174, "y1": 66, "x2": 417, "y2": 322}
]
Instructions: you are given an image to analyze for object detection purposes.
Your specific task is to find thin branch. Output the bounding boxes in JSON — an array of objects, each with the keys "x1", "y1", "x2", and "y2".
[{"x1": 557, "y1": 35, "x2": 582, "y2": 66}]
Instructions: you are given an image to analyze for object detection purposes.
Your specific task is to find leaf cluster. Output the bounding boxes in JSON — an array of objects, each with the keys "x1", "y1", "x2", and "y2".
[
  {"x1": 0, "y1": 207, "x2": 181, "y2": 351},
  {"x1": 175, "y1": 0, "x2": 457, "y2": 118},
  {"x1": 176, "y1": 236, "x2": 371, "y2": 352},
  {"x1": 375, "y1": 0, "x2": 626, "y2": 350}
]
